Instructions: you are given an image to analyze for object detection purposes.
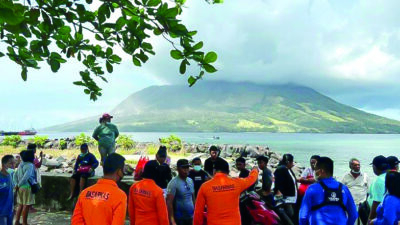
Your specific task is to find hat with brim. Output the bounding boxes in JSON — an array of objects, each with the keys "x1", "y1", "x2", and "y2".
[
  {"x1": 101, "y1": 113, "x2": 113, "y2": 119},
  {"x1": 177, "y1": 159, "x2": 190, "y2": 168}
]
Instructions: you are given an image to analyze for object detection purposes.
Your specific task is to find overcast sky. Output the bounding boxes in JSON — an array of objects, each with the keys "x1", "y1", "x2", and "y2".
[{"x1": 2, "y1": 0, "x2": 400, "y2": 130}]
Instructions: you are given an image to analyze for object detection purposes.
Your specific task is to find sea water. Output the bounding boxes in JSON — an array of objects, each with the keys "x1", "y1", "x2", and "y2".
[{"x1": 36, "y1": 132, "x2": 400, "y2": 178}]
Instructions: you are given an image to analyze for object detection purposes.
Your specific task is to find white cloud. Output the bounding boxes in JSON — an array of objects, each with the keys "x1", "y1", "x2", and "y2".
[{"x1": 2, "y1": 0, "x2": 400, "y2": 128}]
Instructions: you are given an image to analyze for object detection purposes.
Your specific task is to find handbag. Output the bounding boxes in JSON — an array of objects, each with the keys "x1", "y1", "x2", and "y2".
[
  {"x1": 77, "y1": 165, "x2": 92, "y2": 174},
  {"x1": 358, "y1": 200, "x2": 370, "y2": 225}
]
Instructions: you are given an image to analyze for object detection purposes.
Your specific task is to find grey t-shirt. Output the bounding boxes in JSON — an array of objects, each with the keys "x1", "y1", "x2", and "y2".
[{"x1": 167, "y1": 176, "x2": 195, "y2": 220}]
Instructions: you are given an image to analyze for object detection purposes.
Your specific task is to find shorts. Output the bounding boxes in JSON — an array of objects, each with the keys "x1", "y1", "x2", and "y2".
[
  {"x1": 17, "y1": 186, "x2": 35, "y2": 206},
  {"x1": 0, "y1": 214, "x2": 13, "y2": 225},
  {"x1": 71, "y1": 172, "x2": 94, "y2": 180}
]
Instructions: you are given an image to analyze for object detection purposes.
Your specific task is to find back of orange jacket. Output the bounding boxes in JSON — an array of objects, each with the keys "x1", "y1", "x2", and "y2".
[
  {"x1": 193, "y1": 169, "x2": 259, "y2": 225},
  {"x1": 128, "y1": 179, "x2": 169, "y2": 225},
  {"x1": 71, "y1": 179, "x2": 127, "y2": 225}
]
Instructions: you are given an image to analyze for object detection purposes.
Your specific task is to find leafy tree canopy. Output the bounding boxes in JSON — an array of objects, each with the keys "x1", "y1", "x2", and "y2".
[{"x1": 0, "y1": 0, "x2": 221, "y2": 100}]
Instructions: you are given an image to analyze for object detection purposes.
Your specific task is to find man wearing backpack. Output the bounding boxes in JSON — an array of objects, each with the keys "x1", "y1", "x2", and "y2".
[{"x1": 299, "y1": 157, "x2": 358, "y2": 225}]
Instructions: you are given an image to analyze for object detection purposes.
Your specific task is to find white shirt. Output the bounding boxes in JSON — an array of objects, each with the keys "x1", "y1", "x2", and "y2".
[
  {"x1": 301, "y1": 167, "x2": 315, "y2": 178},
  {"x1": 341, "y1": 172, "x2": 370, "y2": 205},
  {"x1": 285, "y1": 169, "x2": 298, "y2": 204}
]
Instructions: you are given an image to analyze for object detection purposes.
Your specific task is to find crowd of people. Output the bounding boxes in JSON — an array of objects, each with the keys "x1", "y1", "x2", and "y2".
[
  {"x1": 1, "y1": 142, "x2": 400, "y2": 225},
  {"x1": 1, "y1": 114, "x2": 400, "y2": 225}
]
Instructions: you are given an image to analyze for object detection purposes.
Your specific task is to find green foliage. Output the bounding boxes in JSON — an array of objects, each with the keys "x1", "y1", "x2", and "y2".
[
  {"x1": 1, "y1": 135, "x2": 22, "y2": 148},
  {"x1": 116, "y1": 134, "x2": 135, "y2": 150},
  {"x1": 159, "y1": 134, "x2": 182, "y2": 152},
  {"x1": 145, "y1": 144, "x2": 158, "y2": 155},
  {"x1": 0, "y1": 0, "x2": 221, "y2": 101},
  {"x1": 59, "y1": 139, "x2": 67, "y2": 150},
  {"x1": 74, "y1": 133, "x2": 94, "y2": 147},
  {"x1": 29, "y1": 135, "x2": 48, "y2": 148}
]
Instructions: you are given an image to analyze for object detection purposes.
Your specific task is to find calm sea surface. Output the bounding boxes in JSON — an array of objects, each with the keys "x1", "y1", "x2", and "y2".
[{"x1": 35, "y1": 132, "x2": 400, "y2": 177}]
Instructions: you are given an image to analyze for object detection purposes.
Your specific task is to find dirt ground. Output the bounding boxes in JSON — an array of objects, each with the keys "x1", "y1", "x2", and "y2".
[{"x1": 19, "y1": 210, "x2": 130, "y2": 225}]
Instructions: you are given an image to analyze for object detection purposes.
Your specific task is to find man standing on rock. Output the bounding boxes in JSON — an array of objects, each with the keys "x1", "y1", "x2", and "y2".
[
  {"x1": 204, "y1": 145, "x2": 223, "y2": 176},
  {"x1": 92, "y1": 113, "x2": 119, "y2": 165},
  {"x1": 71, "y1": 153, "x2": 127, "y2": 225}
]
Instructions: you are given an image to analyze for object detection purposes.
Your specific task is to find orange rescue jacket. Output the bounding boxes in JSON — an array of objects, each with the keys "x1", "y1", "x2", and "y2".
[
  {"x1": 128, "y1": 178, "x2": 169, "y2": 225},
  {"x1": 71, "y1": 179, "x2": 127, "y2": 225},
  {"x1": 193, "y1": 169, "x2": 259, "y2": 225}
]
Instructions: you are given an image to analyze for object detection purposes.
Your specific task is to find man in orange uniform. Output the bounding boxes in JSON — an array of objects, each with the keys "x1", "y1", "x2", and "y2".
[
  {"x1": 193, "y1": 158, "x2": 259, "y2": 225},
  {"x1": 129, "y1": 160, "x2": 169, "y2": 225},
  {"x1": 71, "y1": 153, "x2": 127, "y2": 225}
]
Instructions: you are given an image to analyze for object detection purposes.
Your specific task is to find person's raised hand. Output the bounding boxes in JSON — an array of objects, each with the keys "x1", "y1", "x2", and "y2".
[{"x1": 252, "y1": 166, "x2": 259, "y2": 172}]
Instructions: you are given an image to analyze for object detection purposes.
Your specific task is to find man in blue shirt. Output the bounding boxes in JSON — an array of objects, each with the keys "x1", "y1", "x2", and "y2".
[
  {"x1": 299, "y1": 157, "x2": 357, "y2": 225},
  {"x1": 167, "y1": 159, "x2": 195, "y2": 225},
  {"x1": 0, "y1": 155, "x2": 15, "y2": 225}
]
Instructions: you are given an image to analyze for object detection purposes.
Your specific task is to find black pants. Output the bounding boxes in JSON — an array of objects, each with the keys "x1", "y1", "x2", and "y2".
[
  {"x1": 176, "y1": 218, "x2": 193, "y2": 225},
  {"x1": 276, "y1": 203, "x2": 297, "y2": 225}
]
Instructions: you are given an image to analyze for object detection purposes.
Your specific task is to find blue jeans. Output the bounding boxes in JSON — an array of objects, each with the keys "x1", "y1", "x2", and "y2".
[{"x1": 0, "y1": 214, "x2": 13, "y2": 225}]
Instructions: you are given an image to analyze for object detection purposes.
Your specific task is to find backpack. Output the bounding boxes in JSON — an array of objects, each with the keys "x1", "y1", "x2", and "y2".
[{"x1": 311, "y1": 181, "x2": 347, "y2": 212}]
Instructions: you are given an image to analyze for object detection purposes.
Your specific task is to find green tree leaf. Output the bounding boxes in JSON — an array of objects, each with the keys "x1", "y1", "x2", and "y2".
[
  {"x1": 132, "y1": 56, "x2": 141, "y2": 66},
  {"x1": 21, "y1": 67, "x2": 27, "y2": 81},
  {"x1": 147, "y1": 0, "x2": 161, "y2": 7},
  {"x1": 180, "y1": 59, "x2": 187, "y2": 74},
  {"x1": 106, "y1": 61, "x2": 113, "y2": 73},
  {"x1": 188, "y1": 76, "x2": 196, "y2": 86},
  {"x1": 204, "y1": 51, "x2": 217, "y2": 63},
  {"x1": 49, "y1": 58, "x2": 60, "y2": 72},
  {"x1": 203, "y1": 64, "x2": 217, "y2": 73},
  {"x1": 170, "y1": 50, "x2": 183, "y2": 60}
]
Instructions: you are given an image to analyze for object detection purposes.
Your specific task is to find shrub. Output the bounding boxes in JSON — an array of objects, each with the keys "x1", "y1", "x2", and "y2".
[
  {"x1": 59, "y1": 139, "x2": 67, "y2": 150},
  {"x1": 116, "y1": 135, "x2": 135, "y2": 150},
  {"x1": 2, "y1": 135, "x2": 22, "y2": 148},
  {"x1": 29, "y1": 135, "x2": 49, "y2": 148},
  {"x1": 159, "y1": 134, "x2": 182, "y2": 152},
  {"x1": 74, "y1": 133, "x2": 94, "y2": 147}
]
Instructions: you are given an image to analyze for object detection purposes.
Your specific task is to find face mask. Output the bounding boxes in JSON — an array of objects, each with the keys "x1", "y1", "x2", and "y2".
[
  {"x1": 6, "y1": 168, "x2": 14, "y2": 174},
  {"x1": 80, "y1": 152, "x2": 88, "y2": 157},
  {"x1": 194, "y1": 165, "x2": 202, "y2": 172},
  {"x1": 351, "y1": 170, "x2": 361, "y2": 174}
]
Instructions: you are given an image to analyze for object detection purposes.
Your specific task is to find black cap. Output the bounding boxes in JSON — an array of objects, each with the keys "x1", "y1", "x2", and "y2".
[
  {"x1": 157, "y1": 146, "x2": 167, "y2": 158},
  {"x1": 370, "y1": 155, "x2": 388, "y2": 170},
  {"x1": 387, "y1": 156, "x2": 400, "y2": 169},
  {"x1": 214, "y1": 158, "x2": 229, "y2": 173},
  {"x1": 256, "y1": 155, "x2": 269, "y2": 163},
  {"x1": 177, "y1": 159, "x2": 190, "y2": 168}
]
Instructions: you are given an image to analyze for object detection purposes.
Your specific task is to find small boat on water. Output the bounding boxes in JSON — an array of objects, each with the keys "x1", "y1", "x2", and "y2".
[
  {"x1": 213, "y1": 136, "x2": 220, "y2": 140},
  {"x1": 0, "y1": 129, "x2": 37, "y2": 136}
]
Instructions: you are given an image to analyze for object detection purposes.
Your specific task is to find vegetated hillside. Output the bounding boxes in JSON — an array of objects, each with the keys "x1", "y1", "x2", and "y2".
[{"x1": 45, "y1": 81, "x2": 400, "y2": 133}]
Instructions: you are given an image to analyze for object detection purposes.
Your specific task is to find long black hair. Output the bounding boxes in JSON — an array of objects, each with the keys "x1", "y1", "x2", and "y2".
[
  {"x1": 386, "y1": 171, "x2": 400, "y2": 198},
  {"x1": 278, "y1": 154, "x2": 294, "y2": 166}
]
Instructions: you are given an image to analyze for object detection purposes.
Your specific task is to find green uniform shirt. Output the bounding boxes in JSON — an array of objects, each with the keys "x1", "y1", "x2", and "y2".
[
  {"x1": 367, "y1": 172, "x2": 386, "y2": 206},
  {"x1": 92, "y1": 122, "x2": 119, "y2": 148}
]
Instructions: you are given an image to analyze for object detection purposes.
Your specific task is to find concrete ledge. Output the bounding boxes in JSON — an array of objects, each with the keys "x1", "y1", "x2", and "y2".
[{"x1": 36, "y1": 173, "x2": 134, "y2": 211}]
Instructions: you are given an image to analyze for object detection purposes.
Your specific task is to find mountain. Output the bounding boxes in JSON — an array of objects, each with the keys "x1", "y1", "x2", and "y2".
[{"x1": 45, "y1": 81, "x2": 400, "y2": 133}]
